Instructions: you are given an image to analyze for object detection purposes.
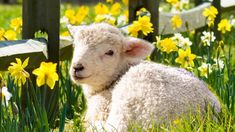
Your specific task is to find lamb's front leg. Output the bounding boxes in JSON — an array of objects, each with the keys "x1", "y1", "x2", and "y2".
[
  {"x1": 105, "y1": 108, "x2": 128, "y2": 132},
  {"x1": 84, "y1": 90, "x2": 111, "y2": 131}
]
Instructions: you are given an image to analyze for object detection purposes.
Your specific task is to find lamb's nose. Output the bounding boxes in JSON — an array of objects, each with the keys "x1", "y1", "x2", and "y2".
[{"x1": 73, "y1": 64, "x2": 84, "y2": 72}]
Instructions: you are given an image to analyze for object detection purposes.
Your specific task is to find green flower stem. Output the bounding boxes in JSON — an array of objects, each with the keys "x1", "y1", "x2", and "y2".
[{"x1": 43, "y1": 85, "x2": 47, "y2": 108}]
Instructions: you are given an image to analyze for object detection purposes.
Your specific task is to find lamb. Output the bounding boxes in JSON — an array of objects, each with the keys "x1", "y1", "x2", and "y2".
[{"x1": 69, "y1": 23, "x2": 221, "y2": 131}]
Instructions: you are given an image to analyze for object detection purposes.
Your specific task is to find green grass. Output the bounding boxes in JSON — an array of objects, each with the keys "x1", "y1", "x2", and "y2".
[
  {"x1": 0, "y1": 2, "x2": 235, "y2": 131},
  {"x1": 0, "y1": 4, "x2": 21, "y2": 28}
]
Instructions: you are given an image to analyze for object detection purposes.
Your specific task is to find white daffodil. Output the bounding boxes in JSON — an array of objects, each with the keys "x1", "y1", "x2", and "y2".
[
  {"x1": 172, "y1": 33, "x2": 184, "y2": 46},
  {"x1": 1, "y1": 87, "x2": 12, "y2": 106},
  {"x1": 172, "y1": 33, "x2": 192, "y2": 49},
  {"x1": 60, "y1": 16, "x2": 69, "y2": 24},
  {"x1": 201, "y1": 31, "x2": 216, "y2": 46},
  {"x1": 117, "y1": 15, "x2": 128, "y2": 26},
  {"x1": 213, "y1": 58, "x2": 225, "y2": 71},
  {"x1": 230, "y1": 18, "x2": 235, "y2": 27},
  {"x1": 198, "y1": 63, "x2": 212, "y2": 78},
  {"x1": 172, "y1": 33, "x2": 184, "y2": 42},
  {"x1": 180, "y1": 0, "x2": 190, "y2": 11},
  {"x1": 181, "y1": 37, "x2": 192, "y2": 50},
  {"x1": 181, "y1": 0, "x2": 189, "y2": 4}
]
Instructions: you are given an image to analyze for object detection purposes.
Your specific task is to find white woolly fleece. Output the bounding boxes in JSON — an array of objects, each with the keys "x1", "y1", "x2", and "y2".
[{"x1": 69, "y1": 23, "x2": 221, "y2": 132}]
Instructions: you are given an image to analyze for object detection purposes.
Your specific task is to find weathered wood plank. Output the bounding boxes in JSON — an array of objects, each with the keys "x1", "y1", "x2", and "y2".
[
  {"x1": 124, "y1": 3, "x2": 211, "y2": 35},
  {"x1": 159, "y1": 3, "x2": 210, "y2": 35},
  {"x1": 0, "y1": 37, "x2": 73, "y2": 71},
  {"x1": 0, "y1": 39, "x2": 47, "y2": 71}
]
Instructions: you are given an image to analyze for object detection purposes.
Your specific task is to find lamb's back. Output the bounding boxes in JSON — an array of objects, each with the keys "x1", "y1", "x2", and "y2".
[{"x1": 111, "y1": 61, "x2": 220, "y2": 123}]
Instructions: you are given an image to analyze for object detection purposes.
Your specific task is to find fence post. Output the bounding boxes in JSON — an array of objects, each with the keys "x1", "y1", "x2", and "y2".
[
  {"x1": 23, "y1": 0, "x2": 60, "y2": 126},
  {"x1": 129, "y1": 0, "x2": 159, "y2": 41},
  {"x1": 194, "y1": 0, "x2": 203, "y2": 6},
  {"x1": 212, "y1": 0, "x2": 221, "y2": 41}
]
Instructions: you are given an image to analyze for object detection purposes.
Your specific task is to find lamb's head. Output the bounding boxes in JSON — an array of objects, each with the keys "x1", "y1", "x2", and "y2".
[{"x1": 69, "y1": 23, "x2": 154, "y2": 92}]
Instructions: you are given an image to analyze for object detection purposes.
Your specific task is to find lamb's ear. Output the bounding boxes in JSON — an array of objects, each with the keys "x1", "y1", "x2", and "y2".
[
  {"x1": 67, "y1": 24, "x2": 83, "y2": 37},
  {"x1": 123, "y1": 37, "x2": 155, "y2": 59}
]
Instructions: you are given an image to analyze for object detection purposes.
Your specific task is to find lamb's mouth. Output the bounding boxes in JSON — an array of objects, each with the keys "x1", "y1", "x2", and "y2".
[{"x1": 73, "y1": 75, "x2": 91, "y2": 80}]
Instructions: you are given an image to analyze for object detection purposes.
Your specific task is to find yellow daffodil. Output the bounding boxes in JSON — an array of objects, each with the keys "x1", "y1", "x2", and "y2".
[
  {"x1": 61, "y1": 31, "x2": 70, "y2": 36},
  {"x1": 68, "y1": 16, "x2": 78, "y2": 25},
  {"x1": 10, "y1": 17, "x2": 22, "y2": 33},
  {"x1": 8, "y1": 58, "x2": 30, "y2": 86},
  {"x1": 171, "y1": 15, "x2": 182, "y2": 30},
  {"x1": 77, "y1": 6, "x2": 89, "y2": 17},
  {"x1": 110, "y1": 2, "x2": 121, "y2": 16},
  {"x1": 65, "y1": 9, "x2": 75, "y2": 20},
  {"x1": 95, "y1": 14, "x2": 116, "y2": 25},
  {"x1": 95, "y1": 14, "x2": 106, "y2": 23},
  {"x1": 203, "y1": 6, "x2": 218, "y2": 27},
  {"x1": 218, "y1": 19, "x2": 232, "y2": 34},
  {"x1": 124, "y1": 10, "x2": 129, "y2": 22},
  {"x1": 136, "y1": 8, "x2": 148, "y2": 16},
  {"x1": 4, "y1": 30, "x2": 17, "y2": 40},
  {"x1": 0, "y1": 28, "x2": 5, "y2": 40},
  {"x1": 166, "y1": 0, "x2": 179, "y2": 5},
  {"x1": 122, "y1": 0, "x2": 128, "y2": 6},
  {"x1": 74, "y1": 16, "x2": 85, "y2": 25},
  {"x1": 203, "y1": 6, "x2": 218, "y2": 21},
  {"x1": 65, "y1": 8, "x2": 87, "y2": 25},
  {"x1": 75, "y1": 6, "x2": 89, "y2": 24},
  {"x1": 173, "y1": 118, "x2": 181, "y2": 125},
  {"x1": 0, "y1": 73, "x2": 4, "y2": 88},
  {"x1": 146, "y1": 55, "x2": 151, "y2": 61},
  {"x1": 32, "y1": 62, "x2": 58, "y2": 89},
  {"x1": 137, "y1": 16, "x2": 154, "y2": 35},
  {"x1": 128, "y1": 21, "x2": 141, "y2": 37},
  {"x1": 95, "y1": 3, "x2": 109, "y2": 15},
  {"x1": 160, "y1": 38, "x2": 178, "y2": 54},
  {"x1": 175, "y1": 48, "x2": 196, "y2": 68},
  {"x1": 128, "y1": 16, "x2": 153, "y2": 37},
  {"x1": 198, "y1": 63, "x2": 212, "y2": 78},
  {"x1": 106, "y1": 0, "x2": 113, "y2": 3}
]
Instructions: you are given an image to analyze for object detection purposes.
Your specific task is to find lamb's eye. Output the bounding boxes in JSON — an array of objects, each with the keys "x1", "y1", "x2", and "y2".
[{"x1": 105, "y1": 50, "x2": 114, "y2": 56}]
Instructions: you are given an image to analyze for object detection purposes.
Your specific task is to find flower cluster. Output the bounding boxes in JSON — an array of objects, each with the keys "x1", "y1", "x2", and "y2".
[
  {"x1": 203, "y1": 6, "x2": 218, "y2": 27},
  {"x1": 202, "y1": 5, "x2": 232, "y2": 34},
  {"x1": 198, "y1": 58, "x2": 225, "y2": 78},
  {"x1": 106, "y1": 0, "x2": 128, "y2": 6},
  {"x1": 156, "y1": 33, "x2": 196, "y2": 69},
  {"x1": 128, "y1": 15, "x2": 153, "y2": 37},
  {"x1": 94, "y1": 2, "x2": 128, "y2": 26},
  {"x1": 0, "y1": 17, "x2": 22, "y2": 41},
  {"x1": 166, "y1": 0, "x2": 190, "y2": 12},
  {"x1": 8, "y1": 58, "x2": 58, "y2": 90},
  {"x1": 62, "y1": 2, "x2": 128, "y2": 29},
  {"x1": 63, "y1": 6, "x2": 89, "y2": 25}
]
